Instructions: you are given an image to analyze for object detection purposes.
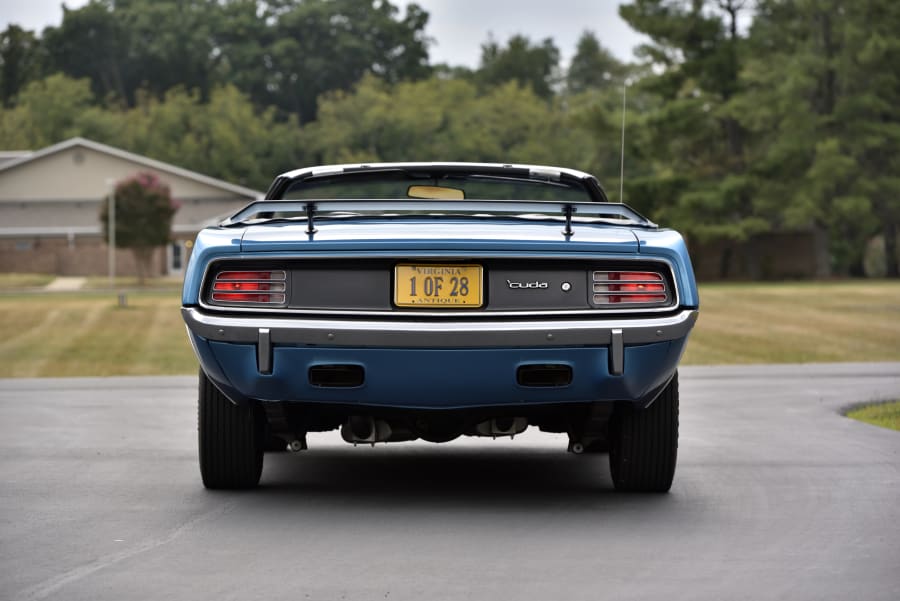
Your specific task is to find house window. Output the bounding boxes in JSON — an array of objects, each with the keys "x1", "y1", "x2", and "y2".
[
  {"x1": 15, "y1": 240, "x2": 33, "y2": 251},
  {"x1": 169, "y1": 242, "x2": 184, "y2": 271}
]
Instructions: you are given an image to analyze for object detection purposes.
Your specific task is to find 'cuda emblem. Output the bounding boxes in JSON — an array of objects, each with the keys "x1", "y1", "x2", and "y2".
[{"x1": 507, "y1": 279, "x2": 549, "y2": 290}]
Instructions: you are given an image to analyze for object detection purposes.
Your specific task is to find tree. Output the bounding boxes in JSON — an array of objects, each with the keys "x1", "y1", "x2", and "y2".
[
  {"x1": 0, "y1": 25, "x2": 44, "y2": 108},
  {"x1": 844, "y1": 1, "x2": 900, "y2": 277},
  {"x1": 41, "y1": 1, "x2": 130, "y2": 103},
  {"x1": 304, "y1": 75, "x2": 593, "y2": 168},
  {"x1": 37, "y1": 0, "x2": 431, "y2": 118},
  {"x1": 566, "y1": 31, "x2": 627, "y2": 94},
  {"x1": 41, "y1": 0, "x2": 224, "y2": 106},
  {"x1": 618, "y1": 0, "x2": 765, "y2": 277},
  {"x1": 477, "y1": 34, "x2": 560, "y2": 100},
  {"x1": 0, "y1": 74, "x2": 302, "y2": 190},
  {"x1": 100, "y1": 172, "x2": 178, "y2": 284},
  {"x1": 737, "y1": 0, "x2": 900, "y2": 276},
  {"x1": 0, "y1": 74, "x2": 95, "y2": 148},
  {"x1": 219, "y1": 0, "x2": 431, "y2": 121},
  {"x1": 116, "y1": 84, "x2": 303, "y2": 190}
]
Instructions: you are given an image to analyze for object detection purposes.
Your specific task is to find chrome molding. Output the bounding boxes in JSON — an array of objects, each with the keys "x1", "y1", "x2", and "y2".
[
  {"x1": 197, "y1": 254, "x2": 682, "y2": 317},
  {"x1": 183, "y1": 307, "x2": 698, "y2": 349}
]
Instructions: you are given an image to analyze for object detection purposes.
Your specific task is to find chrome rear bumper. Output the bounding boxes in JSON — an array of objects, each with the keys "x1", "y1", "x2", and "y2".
[{"x1": 182, "y1": 307, "x2": 698, "y2": 376}]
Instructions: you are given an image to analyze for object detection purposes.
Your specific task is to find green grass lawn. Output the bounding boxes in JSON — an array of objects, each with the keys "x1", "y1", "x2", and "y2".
[
  {"x1": 0, "y1": 273, "x2": 56, "y2": 290},
  {"x1": 0, "y1": 291, "x2": 194, "y2": 377},
  {"x1": 846, "y1": 401, "x2": 900, "y2": 432},
  {"x1": 682, "y1": 281, "x2": 900, "y2": 364},
  {"x1": 0, "y1": 281, "x2": 898, "y2": 377}
]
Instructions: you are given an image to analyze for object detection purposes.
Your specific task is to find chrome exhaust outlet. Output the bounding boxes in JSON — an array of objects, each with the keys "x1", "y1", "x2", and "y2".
[
  {"x1": 474, "y1": 417, "x2": 528, "y2": 438},
  {"x1": 341, "y1": 416, "x2": 393, "y2": 444}
]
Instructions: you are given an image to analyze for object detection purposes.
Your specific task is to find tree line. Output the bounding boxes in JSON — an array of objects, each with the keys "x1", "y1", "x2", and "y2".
[{"x1": 1, "y1": 0, "x2": 898, "y2": 277}]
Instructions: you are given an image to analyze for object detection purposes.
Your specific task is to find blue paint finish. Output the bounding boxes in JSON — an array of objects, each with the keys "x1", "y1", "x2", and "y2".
[
  {"x1": 181, "y1": 228, "x2": 243, "y2": 305},
  {"x1": 181, "y1": 219, "x2": 700, "y2": 309},
  {"x1": 634, "y1": 229, "x2": 699, "y2": 308},
  {"x1": 200, "y1": 339, "x2": 687, "y2": 410},
  {"x1": 187, "y1": 331, "x2": 249, "y2": 403},
  {"x1": 180, "y1": 207, "x2": 698, "y2": 412}
]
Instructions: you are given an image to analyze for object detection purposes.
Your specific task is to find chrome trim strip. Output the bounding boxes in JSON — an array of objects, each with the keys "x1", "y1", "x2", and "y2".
[
  {"x1": 183, "y1": 307, "x2": 698, "y2": 349},
  {"x1": 198, "y1": 255, "x2": 681, "y2": 317},
  {"x1": 217, "y1": 270, "x2": 286, "y2": 281}
]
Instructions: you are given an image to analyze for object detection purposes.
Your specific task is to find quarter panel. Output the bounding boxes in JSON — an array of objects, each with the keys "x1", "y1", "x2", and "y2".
[
  {"x1": 181, "y1": 228, "x2": 244, "y2": 305},
  {"x1": 635, "y1": 229, "x2": 699, "y2": 308}
]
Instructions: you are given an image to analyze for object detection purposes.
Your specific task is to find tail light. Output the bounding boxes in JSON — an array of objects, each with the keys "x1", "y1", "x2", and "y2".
[
  {"x1": 210, "y1": 270, "x2": 287, "y2": 305},
  {"x1": 592, "y1": 271, "x2": 669, "y2": 305}
]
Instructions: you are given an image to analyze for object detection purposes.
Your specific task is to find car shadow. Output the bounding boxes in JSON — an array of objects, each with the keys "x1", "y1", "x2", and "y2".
[{"x1": 226, "y1": 445, "x2": 677, "y2": 514}]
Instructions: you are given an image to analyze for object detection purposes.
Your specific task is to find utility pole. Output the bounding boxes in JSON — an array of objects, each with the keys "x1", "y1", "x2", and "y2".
[{"x1": 107, "y1": 179, "x2": 116, "y2": 288}]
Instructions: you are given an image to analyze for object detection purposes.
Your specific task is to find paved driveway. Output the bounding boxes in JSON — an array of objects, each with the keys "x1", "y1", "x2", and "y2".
[{"x1": 1, "y1": 363, "x2": 899, "y2": 600}]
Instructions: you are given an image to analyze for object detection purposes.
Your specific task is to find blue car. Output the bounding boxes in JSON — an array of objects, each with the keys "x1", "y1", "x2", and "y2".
[{"x1": 181, "y1": 163, "x2": 698, "y2": 491}]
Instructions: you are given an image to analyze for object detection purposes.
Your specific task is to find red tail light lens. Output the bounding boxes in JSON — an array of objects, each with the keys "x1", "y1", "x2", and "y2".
[
  {"x1": 210, "y1": 270, "x2": 287, "y2": 305},
  {"x1": 592, "y1": 271, "x2": 669, "y2": 305}
]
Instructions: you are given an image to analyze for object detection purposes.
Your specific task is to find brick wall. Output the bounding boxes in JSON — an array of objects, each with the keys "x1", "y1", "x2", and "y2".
[{"x1": 0, "y1": 235, "x2": 177, "y2": 276}]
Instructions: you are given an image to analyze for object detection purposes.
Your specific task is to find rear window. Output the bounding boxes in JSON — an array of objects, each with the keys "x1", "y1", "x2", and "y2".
[{"x1": 282, "y1": 171, "x2": 592, "y2": 202}]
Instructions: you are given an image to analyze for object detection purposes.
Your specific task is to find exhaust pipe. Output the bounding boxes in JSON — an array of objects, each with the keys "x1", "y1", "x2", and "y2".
[
  {"x1": 341, "y1": 416, "x2": 393, "y2": 444},
  {"x1": 474, "y1": 417, "x2": 527, "y2": 438}
]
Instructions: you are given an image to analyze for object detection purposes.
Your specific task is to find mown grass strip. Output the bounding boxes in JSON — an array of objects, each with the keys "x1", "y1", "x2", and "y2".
[
  {"x1": 0, "y1": 281, "x2": 898, "y2": 377},
  {"x1": 682, "y1": 281, "x2": 900, "y2": 364},
  {"x1": 0, "y1": 273, "x2": 56, "y2": 290},
  {"x1": 0, "y1": 291, "x2": 194, "y2": 377},
  {"x1": 846, "y1": 401, "x2": 900, "y2": 432}
]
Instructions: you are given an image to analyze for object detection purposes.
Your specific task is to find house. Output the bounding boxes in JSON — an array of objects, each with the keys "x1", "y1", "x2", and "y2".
[{"x1": 0, "y1": 137, "x2": 262, "y2": 277}]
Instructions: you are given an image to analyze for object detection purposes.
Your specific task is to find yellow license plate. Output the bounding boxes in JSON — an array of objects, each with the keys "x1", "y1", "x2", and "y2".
[{"x1": 394, "y1": 264, "x2": 483, "y2": 307}]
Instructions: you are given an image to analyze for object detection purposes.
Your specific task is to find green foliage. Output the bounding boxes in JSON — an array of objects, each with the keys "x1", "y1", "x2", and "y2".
[
  {"x1": 1, "y1": 0, "x2": 899, "y2": 278},
  {"x1": 0, "y1": 25, "x2": 43, "y2": 108},
  {"x1": 41, "y1": 1, "x2": 130, "y2": 101},
  {"x1": 39, "y1": 0, "x2": 431, "y2": 121},
  {"x1": 0, "y1": 73, "x2": 94, "y2": 148},
  {"x1": 477, "y1": 34, "x2": 560, "y2": 100},
  {"x1": 305, "y1": 75, "x2": 592, "y2": 169},
  {"x1": 617, "y1": 0, "x2": 762, "y2": 255},
  {"x1": 0, "y1": 75, "x2": 300, "y2": 190},
  {"x1": 738, "y1": 0, "x2": 900, "y2": 275},
  {"x1": 566, "y1": 31, "x2": 627, "y2": 94},
  {"x1": 110, "y1": 85, "x2": 302, "y2": 190},
  {"x1": 99, "y1": 172, "x2": 177, "y2": 283}
]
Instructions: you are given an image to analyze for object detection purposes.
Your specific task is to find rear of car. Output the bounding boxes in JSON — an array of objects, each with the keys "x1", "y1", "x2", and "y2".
[{"x1": 181, "y1": 163, "x2": 698, "y2": 491}]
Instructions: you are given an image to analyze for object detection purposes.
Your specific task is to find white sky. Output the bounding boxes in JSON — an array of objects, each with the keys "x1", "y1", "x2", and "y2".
[{"x1": 0, "y1": 0, "x2": 649, "y2": 67}]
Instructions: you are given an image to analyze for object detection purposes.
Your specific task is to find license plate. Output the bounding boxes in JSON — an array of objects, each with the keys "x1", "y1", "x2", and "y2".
[{"x1": 394, "y1": 264, "x2": 483, "y2": 307}]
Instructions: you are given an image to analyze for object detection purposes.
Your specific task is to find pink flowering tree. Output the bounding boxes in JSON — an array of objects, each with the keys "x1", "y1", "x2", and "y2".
[{"x1": 100, "y1": 172, "x2": 180, "y2": 284}]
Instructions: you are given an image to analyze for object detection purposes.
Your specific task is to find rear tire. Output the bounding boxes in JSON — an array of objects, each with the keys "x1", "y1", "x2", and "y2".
[
  {"x1": 198, "y1": 371, "x2": 264, "y2": 489},
  {"x1": 609, "y1": 372, "x2": 679, "y2": 493}
]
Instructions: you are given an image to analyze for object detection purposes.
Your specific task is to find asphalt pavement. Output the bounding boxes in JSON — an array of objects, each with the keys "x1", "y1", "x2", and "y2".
[{"x1": 1, "y1": 363, "x2": 899, "y2": 601}]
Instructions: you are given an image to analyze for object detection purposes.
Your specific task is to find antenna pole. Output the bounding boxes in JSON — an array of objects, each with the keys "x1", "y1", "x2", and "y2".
[{"x1": 619, "y1": 80, "x2": 627, "y2": 204}]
